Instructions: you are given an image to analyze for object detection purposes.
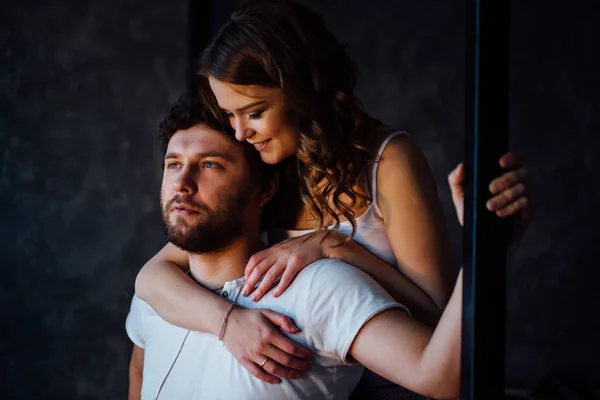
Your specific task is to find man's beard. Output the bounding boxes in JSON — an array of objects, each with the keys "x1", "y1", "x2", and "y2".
[{"x1": 160, "y1": 187, "x2": 250, "y2": 254}]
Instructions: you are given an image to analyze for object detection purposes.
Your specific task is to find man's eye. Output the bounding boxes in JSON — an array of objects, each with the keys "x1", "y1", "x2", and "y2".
[
  {"x1": 166, "y1": 162, "x2": 180, "y2": 169},
  {"x1": 202, "y1": 161, "x2": 221, "y2": 169},
  {"x1": 225, "y1": 112, "x2": 234, "y2": 118}
]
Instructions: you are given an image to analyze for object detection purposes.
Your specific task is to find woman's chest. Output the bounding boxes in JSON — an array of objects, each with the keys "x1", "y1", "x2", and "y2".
[{"x1": 264, "y1": 173, "x2": 371, "y2": 231}]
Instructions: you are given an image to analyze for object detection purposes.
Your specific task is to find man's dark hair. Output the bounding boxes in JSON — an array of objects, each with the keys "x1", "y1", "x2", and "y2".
[{"x1": 158, "y1": 93, "x2": 275, "y2": 187}]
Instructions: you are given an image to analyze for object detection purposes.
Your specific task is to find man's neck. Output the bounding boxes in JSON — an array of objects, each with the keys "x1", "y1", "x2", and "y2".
[{"x1": 188, "y1": 235, "x2": 265, "y2": 290}]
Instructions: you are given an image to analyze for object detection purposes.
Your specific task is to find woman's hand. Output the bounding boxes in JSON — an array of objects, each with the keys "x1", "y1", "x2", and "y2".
[
  {"x1": 222, "y1": 307, "x2": 314, "y2": 384},
  {"x1": 448, "y1": 152, "x2": 529, "y2": 227},
  {"x1": 242, "y1": 231, "x2": 329, "y2": 301}
]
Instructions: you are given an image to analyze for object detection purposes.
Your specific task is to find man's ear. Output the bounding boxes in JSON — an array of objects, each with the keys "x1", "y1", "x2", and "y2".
[{"x1": 257, "y1": 173, "x2": 279, "y2": 207}]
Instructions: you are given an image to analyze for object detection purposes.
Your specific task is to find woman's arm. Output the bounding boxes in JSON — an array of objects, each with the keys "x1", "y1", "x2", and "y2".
[
  {"x1": 135, "y1": 242, "x2": 227, "y2": 334},
  {"x1": 134, "y1": 243, "x2": 314, "y2": 383},
  {"x1": 243, "y1": 229, "x2": 442, "y2": 327},
  {"x1": 349, "y1": 269, "x2": 462, "y2": 399},
  {"x1": 242, "y1": 136, "x2": 452, "y2": 325},
  {"x1": 375, "y1": 134, "x2": 454, "y2": 309},
  {"x1": 321, "y1": 232, "x2": 441, "y2": 327}
]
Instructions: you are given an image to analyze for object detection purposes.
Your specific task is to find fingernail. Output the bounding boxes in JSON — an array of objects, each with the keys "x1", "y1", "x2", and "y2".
[
  {"x1": 290, "y1": 322, "x2": 300, "y2": 332},
  {"x1": 273, "y1": 291, "x2": 280, "y2": 297},
  {"x1": 252, "y1": 295, "x2": 258, "y2": 301}
]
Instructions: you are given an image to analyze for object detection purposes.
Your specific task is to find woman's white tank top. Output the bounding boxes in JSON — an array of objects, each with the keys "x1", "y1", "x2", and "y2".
[{"x1": 265, "y1": 131, "x2": 405, "y2": 268}]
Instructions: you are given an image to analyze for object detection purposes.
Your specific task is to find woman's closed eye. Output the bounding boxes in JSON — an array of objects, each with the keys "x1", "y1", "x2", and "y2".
[
  {"x1": 249, "y1": 110, "x2": 265, "y2": 119},
  {"x1": 224, "y1": 110, "x2": 264, "y2": 120}
]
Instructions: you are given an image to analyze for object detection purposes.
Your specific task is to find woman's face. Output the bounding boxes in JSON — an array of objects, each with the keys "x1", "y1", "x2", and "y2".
[{"x1": 208, "y1": 77, "x2": 300, "y2": 165}]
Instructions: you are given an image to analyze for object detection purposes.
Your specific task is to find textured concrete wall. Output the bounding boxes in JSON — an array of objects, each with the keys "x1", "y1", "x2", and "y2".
[
  {"x1": 2, "y1": 0, "x2": 599, "y2": 398},
  {"x1": 1, "y1": 0, "x2": 189, "y2": 398}
]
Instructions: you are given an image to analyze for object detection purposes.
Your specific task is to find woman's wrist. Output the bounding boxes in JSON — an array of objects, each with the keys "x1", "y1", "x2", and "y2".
[
  {"x1": 195, "y1": 292, "x2": 234, "y2": 336},
  {"x1": 319, "y1": 230, "x2": 347, "y2": 259},
  {"x1": 218, "y1": 302, "x2": 237, "y2": 341}
]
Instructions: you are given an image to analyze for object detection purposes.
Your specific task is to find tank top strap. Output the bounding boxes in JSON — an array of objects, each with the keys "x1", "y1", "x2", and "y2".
[{"x1": 370, "y1": 131, "x2": 407, "y2": 217}]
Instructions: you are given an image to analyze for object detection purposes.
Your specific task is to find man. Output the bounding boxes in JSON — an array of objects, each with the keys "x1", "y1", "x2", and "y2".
[{"x1": 126, "y1": 93, "x2": 462, "y2": 400}]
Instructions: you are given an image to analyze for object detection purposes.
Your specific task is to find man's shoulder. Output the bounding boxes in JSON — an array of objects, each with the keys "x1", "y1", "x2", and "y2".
[
  {"x1": 269, "y1": 259, "x2": 357, "y2": 301},
  {"x1": 297, "y1": 258, "x2": 377, "y2": 291},
  {"x1": 304, "y1": 258, "x2": 371, "y2": 278},
  {"x1": 129, "y1": 295, "x2": 201, "y2": 335},
  {"x1": 129, "y1": 295, "x2": 159, "y2": 319}
]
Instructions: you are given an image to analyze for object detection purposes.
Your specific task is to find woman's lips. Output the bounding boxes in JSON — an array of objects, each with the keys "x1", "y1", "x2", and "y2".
[{"x1": 251, "y1": 138, "x2": 271, "y2": 151}]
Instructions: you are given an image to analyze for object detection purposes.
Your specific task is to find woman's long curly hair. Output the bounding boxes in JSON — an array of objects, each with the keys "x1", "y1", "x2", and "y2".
[{"x1": 197, "y1": 0, "x2": 379, "y2": 236}]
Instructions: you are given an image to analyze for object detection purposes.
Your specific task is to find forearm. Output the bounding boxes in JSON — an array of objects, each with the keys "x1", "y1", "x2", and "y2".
[
  {"x1": 128, "y1": 345, "x2": 144, "y2": 400},
  {"x1": 419, "y1": 269, "x2": 462, "y2": 399},
  {"x1": 128, "y1": 368, "x2": 142, "y2": 400},
  {"x1": 135, "y1": 257, "x2": 231, "y2": 335},
  {"x1": 349, "y1": 270, "x2": 462, "y2": 399},
  {"x1": 324, "y1": 233, "x2": 441, "y2": 327}
]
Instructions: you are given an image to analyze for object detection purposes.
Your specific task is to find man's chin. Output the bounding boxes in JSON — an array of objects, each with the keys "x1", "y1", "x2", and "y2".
[{"x1": 169, "y1": 213, "x2": 206, "y2": 227}]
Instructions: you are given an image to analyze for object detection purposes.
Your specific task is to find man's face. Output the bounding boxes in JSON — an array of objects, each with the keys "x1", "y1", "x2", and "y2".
[{"x1": 160, "y1": 124, "x2": 256, "y2": 254}]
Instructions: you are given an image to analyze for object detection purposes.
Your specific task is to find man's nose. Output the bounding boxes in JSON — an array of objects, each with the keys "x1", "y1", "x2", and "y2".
[{"x1": 173, "y1": 166, "x2": 198, "y2": 194}]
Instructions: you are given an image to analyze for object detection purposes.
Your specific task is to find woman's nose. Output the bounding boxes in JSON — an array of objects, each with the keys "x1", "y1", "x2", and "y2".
[{"x1": 234, "y1": 119, "x2": 254, "y2": 142}]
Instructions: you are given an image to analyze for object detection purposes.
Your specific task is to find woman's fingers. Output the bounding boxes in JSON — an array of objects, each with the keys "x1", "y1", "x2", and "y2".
[
  {"x1": 241, "y1": 359, "x2": 281, "y2": 384},
  {"x1": 448, "y1": 163, "x2": 465, "y2": 197},
  {"x1": 489, "y1": 167, "x2": 528, "y2": 194},
  {"x1": 244, "y1": 250, "x2": 270, "y2": 280},
  {"x1": 267, "y1": 330, "x2": 314, "y2": 363},
  {"x1": 486, "y1": 183, "x2": 526, "y2": 211},
  {"x1": 259, "y1": 357, "x2": 301, "y2": 379},
  {"x1": 273, "y1": 261, "x2": 302, "y2": 297},
  {"x1": 260, "y1": 310, "x2": 313, "y2": 360},
  {"x1": 250, "y1": 262, "x2": 286, "y2": 301},
  {"x1": 448, "y1": 163, "x2": 466, "y2": 226},
  {"x1": 243, "y1": 255, "x2": 277, "y2": 297},
  {"x1": 496, "y1": 196, "x2": 529, "y2": 218},
  {"x1": 259, "y1": 344, "x2": 312, "y2": 378},
  {"x1": 264, "y1": 342, "x2": 312, "y2": 372},
  {"x1": 261, "y1": 309, "x2": 301, "y2": 334},
  {"x1": 498, "y1": 152, "x2": 522, "y2": 169}
]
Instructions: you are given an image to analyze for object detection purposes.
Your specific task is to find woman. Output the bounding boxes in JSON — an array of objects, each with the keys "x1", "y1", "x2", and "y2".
[{"x1": 135, "y1": 0, "x2": 528, "y2": 395}]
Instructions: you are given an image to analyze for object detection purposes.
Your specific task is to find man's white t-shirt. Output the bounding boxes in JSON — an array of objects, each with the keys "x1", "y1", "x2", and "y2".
[{"x1": 126, "y1": 258, "x2": 408, "y2": 400}]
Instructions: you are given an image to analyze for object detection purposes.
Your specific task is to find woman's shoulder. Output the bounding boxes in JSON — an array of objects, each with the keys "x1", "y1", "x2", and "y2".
[
  {"x1": 364, "y1": 121, "x2": 412, "y2": 156},
  {"x1": 370, "y1": 127, "x2": 431, "y2": 188}
]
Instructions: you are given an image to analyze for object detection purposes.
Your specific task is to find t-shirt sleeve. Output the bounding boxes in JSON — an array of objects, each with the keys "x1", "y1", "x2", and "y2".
[
  {"x1": 125, "y1": 295, "x2": 147, "y2": 349},
  {"x1": 303, "y1": 259, "x2": 410, "y2": 363}
]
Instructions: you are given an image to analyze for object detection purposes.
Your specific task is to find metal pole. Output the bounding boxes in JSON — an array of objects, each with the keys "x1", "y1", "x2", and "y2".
[{"x1": 461, "y1": 0, "x2": 510, "y2": 399}]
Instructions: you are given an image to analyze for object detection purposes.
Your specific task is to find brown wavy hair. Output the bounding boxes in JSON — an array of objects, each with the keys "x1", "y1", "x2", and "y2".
[{"x1": 196, "y1": 0, "x2": 379, "y2": 236}]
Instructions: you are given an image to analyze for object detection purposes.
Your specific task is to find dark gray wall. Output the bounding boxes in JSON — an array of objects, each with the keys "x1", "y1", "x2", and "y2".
[
  {"x1": 1, "y1": 0, "x2": 189, "y2": 398},
  {"x1": 2, "y1": 0, "x2": 599, "y2": 398},
  {"x1": 506, "y1": 1, "x2": 600, "y2": 388},
  {"x1": 300, "y1": 0, "x2": 600, "y2": 390}
]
